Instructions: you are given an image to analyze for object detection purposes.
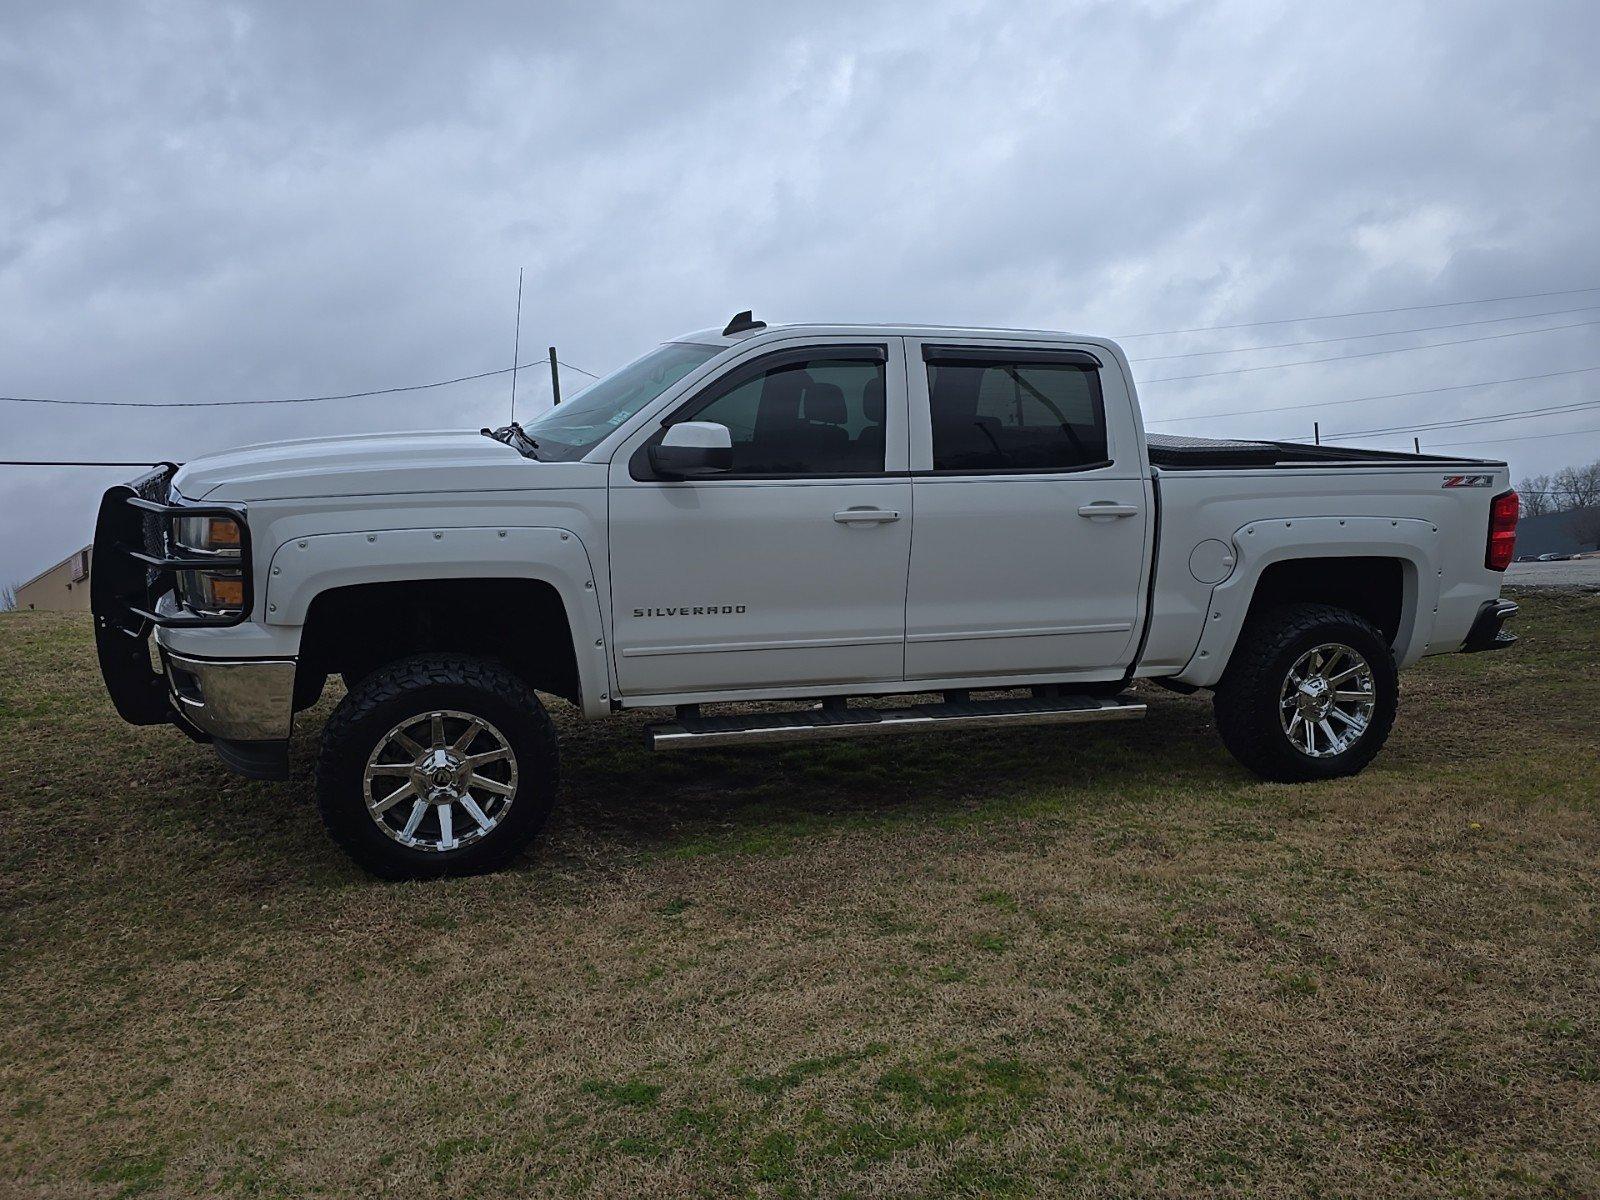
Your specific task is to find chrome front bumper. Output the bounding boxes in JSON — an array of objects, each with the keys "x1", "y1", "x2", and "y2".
[{"x1": 161, "y1": 651, "x2": 297, "y2": 741}]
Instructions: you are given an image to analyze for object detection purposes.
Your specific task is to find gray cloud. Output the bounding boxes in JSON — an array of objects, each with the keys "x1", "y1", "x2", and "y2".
[{"x1": 3, "y1": 0, "x2": 1599, "y2": 584}]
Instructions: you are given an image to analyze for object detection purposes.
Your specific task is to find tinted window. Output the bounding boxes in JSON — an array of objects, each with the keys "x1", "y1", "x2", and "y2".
[
  {"x1": 683, "y1": 356, "x2": 887, "y2": 475},
  {"x1": 928, "y1": 357, "x2": 1107, "y2": 471}
]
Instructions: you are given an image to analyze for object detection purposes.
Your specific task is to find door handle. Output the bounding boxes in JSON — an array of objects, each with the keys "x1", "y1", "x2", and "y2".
[
  {"x1": 1077, "y1": 502, "x2": 1139, "y2": 519},
  {"x1": 833, "y1": 508, "x2": 902, "y2": 524}
]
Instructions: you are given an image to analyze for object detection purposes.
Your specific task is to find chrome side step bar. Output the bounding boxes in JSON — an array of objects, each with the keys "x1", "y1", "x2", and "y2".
[{"x1": 649, "y1": 694, "x2": 1146, "y2": 751}]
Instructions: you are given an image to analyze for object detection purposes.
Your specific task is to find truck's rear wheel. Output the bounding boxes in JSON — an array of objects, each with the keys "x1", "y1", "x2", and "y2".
[
  {"x1": 315, "y1": 655, "x2": 558, "y2": 879},
  {"x1": 1213, "y1": 603, "x2": 1397, "y2": 782}
]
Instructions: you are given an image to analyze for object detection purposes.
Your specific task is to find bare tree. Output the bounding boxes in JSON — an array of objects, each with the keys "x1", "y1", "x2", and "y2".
[
  {"x1": 0, "y1": 582, "x2": 17, "y2": 612},
  {"x1": 1570, "y1": 506, "x2": 1600, "y2": 552},
  {"x1": 1576, "y1": 460, "x2": 1600, "y2": 510},
  {"x1": 1551, "y1": 460, "x2": 1600, "y2": 512},
  {"x1": 1551, "y1": 466, "x2": 1578, "y2": 511},
  {"x1": 1518, "y1": 473, "x2": 1555, "y2": 517}
]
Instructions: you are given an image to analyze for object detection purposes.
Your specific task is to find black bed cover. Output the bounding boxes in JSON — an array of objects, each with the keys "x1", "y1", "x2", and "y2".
[{"x1": 1144, "y1": 432, "x2": 1496, "y2": 470}]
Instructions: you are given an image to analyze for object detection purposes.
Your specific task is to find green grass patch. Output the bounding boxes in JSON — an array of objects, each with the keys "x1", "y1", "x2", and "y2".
[{"x1": 2, "y1": 594, "x2": 1598, "y2": 1197}]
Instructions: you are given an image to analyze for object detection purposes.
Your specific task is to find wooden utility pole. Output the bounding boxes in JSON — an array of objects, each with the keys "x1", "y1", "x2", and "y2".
[{"x1": 549, "y1": 347, "x2": 561, "y2": 406}]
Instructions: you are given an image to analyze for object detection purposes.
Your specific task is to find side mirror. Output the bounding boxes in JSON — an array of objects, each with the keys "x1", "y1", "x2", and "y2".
[{"x1": 651, "y1": 421, "x2": 733, "y2": 478}]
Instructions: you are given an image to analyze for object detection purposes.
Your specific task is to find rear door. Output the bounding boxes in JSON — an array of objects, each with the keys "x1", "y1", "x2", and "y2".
[
  {"x1": 903, "y1": 340, "x2": 1150, "y2": 680},
  {"x1": 607, "y1": 338, "x2": 913, "y2": 698}
]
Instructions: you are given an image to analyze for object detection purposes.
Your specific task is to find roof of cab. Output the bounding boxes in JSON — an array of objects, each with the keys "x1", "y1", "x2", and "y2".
[{"x1": 676, "y1": 318, "x2": 1127, "y2": 360}]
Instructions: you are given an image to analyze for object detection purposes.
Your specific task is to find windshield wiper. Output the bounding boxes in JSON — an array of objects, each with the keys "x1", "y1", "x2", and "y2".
[{"x1": 481, "y1": 422, "x2": 541, "y2": 459}]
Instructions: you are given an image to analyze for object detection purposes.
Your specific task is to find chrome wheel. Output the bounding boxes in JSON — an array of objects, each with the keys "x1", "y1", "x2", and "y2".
[
  {"x1": 1278, "y1": 643, "x2": 1376, "y2": 758},
  {"x1": 363, "y1": 709, "x2": 518, "y2": 852}
]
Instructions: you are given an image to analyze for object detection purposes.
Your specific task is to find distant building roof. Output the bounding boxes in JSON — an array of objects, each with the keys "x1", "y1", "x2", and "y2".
[{"x1": 17, "y1": 544, "x2": 93, "y2": 592}]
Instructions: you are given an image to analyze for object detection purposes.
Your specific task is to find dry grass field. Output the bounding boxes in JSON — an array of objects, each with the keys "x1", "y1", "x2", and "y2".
[{"x1": 2, "y1": 590, "x2": 1597, "y2": 1198}]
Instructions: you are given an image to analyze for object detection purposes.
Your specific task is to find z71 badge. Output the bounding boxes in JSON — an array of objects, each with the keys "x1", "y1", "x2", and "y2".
[{"x1": 1442, "y1": 474, "x2": 1494, "y2": 488}]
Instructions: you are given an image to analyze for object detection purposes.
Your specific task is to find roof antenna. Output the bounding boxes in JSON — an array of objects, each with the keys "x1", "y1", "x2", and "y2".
[
  {"x1": 509, "y1": 267, "x2": 524, "y2": 422},
  {"x1": 722, "y1": 309, "x2": 766, "y2": 337}
]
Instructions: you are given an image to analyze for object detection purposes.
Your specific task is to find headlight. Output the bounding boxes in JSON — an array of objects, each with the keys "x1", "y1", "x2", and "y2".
[
  {"x1": 172, "y1": 513, "x2": 247, "y2": 615},
  {"x1": 176, "y1": 515, "x2": 241, "y2": 551}
]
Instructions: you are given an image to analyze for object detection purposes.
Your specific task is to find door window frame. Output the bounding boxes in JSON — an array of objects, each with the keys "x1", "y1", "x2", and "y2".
[
  {"x1": 906, "y1": 338, "x2": 1136, "y2": 478},
  {"x1": 626, "y1": 339, "x2": 907, "y2": 482}
]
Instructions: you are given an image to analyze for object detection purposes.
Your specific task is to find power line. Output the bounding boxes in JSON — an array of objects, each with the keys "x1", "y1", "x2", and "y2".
[
  {"x1": 6, "y1": 287, "x2": 1598, "y2": 409},
  {"x1": 5, "y1": 285, "x2": 1597, "y2": 409},
  {"x1": 1138, "y1": 318, "x2": 1600, "y2": 384},
  {"x1": 0, "y1": 355, "x2": 600, "y2": 409},
  {"x1": 1431, "y1": 425, "x2": 1600, "y2": 449},
  {"x1": 1130, "y1": 304, "x2": 1600, "y2": 363},
  {"x1": 1115, "y1": 285, "x2": 1600, "y2": 339},
  {"x1": 1315, "y1": 398, "x2": 1600, "y2": 441},
  {"x1": 1146, "y1": 364, "x2": 1600, "y2": 426}
]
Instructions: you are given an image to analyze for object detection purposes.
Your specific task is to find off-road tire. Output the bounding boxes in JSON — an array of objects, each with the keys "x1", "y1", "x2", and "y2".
[
  {"x1": 315, "y1": 654, "x2": 558, "y2": 879},
  {"x1": 1213, "y1": 603, "x2": 1398, "y2": 782}
]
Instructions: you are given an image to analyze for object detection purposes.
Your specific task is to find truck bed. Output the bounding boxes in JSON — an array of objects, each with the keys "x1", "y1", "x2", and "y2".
[{"x1": 1145, "y1": 433, "x2": 1501, "y2": 471}]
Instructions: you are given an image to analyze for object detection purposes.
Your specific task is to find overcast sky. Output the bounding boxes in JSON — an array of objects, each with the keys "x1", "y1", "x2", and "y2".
[{"x1": 4, "y1": 0, "x2": 1599, "y2": 586}]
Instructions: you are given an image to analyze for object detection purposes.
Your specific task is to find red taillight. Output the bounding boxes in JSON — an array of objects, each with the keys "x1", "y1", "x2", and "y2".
[{"x1": 1486, "y1": 489, "x2": 1519, "y2": 571}]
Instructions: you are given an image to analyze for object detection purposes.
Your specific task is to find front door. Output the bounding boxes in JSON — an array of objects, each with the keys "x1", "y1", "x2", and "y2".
[
  {"x1": 608, "y1": 339, "x2": 912, "y2": 698},
  {"x1": 902, "y1": 340, "x2": 1150, "y2": 681}
]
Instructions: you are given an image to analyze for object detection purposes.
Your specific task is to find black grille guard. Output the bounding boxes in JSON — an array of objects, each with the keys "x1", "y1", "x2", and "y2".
[{"x1": 90, "y1": 463, "x2": 253, "y2": 728}]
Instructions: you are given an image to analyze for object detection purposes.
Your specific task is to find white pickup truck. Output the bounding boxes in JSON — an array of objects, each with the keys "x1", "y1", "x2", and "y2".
[{"x1": 91, "y1": 312, "x2": 1521, "y2": 878}]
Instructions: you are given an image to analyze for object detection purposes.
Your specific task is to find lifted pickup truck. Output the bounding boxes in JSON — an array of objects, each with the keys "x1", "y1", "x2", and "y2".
[{"x1": 91, "y1": 312, "x2": 1521, "y2": 878}]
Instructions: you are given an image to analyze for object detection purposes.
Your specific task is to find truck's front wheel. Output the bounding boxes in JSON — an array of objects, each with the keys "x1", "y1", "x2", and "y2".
[
  {"x1": 1213, "y1": 603, "x2": 1398, "y2": 782},
  {"x1": 315, "y1": 655, "x2": 558, "y2": 879}
]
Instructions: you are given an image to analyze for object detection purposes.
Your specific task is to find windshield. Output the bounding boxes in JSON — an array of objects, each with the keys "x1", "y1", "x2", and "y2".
[{"x1": 517, "y1": 341, "x2": 723, "y2": 460}]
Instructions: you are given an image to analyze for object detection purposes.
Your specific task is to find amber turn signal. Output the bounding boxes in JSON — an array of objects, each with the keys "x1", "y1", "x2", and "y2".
[
  {"x1": 207, "y1": 517, "x2": 242, "y2": 547},
  {"x1": 208, "y1": 576, "x2": 246, "y2": 608}
]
